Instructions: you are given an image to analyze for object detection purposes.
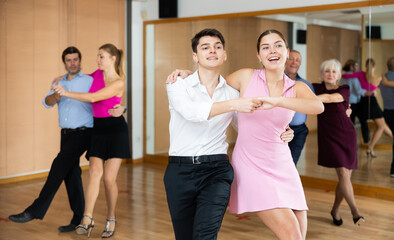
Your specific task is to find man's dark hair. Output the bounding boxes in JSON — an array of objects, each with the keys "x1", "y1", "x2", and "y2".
[
  {"x1": 191, "y1": 28, "x2": 225, "y2": 53},
  {"x1": 62, "y1": 46, "x2": 82, "y2": 63},
  {"x1": 343, "y1": 59, "x2": 357, "y2": 72},
  {"x1": 387, "y1": 56, "x2": 394, "y2": 71},
  {"x1": 365, "y1": 58, "x2": 376, "y2": 68}
]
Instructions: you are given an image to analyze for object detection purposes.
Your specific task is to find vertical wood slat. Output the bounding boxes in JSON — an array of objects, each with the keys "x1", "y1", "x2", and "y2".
[
  {"x1": 0, "y1": 0, "x2": 7, "y2": 177},
  {"x1": 6, "y1": 0, "x2": 35, "y2": 175},
  {"x1": 0, "y1": 0, "x2": 126, "y2": 178},
  {"x1": 306, "y1": 25, "x2": 359, "y2": 131},
  {"x1": 33, "y1": 0, "x2": 62, "y2": 171}
]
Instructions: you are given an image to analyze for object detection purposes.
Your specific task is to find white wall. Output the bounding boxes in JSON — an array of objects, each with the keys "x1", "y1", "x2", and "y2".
[
  {"x1": 131, "y1": 1, "x2": 144, "y2": 159},
  {"x1": 142, "y1": 0, "x2": 369, "y2": 21},
  {"x1": 131, "y1": 0, "x2": 369, "y2": 159},
  {"x1": 380, "y1": 23, "x2": 394, "y2": 39}
]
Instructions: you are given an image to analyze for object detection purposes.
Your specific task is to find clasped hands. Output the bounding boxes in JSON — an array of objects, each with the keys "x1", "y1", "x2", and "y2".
[
  {"x1": 235, "y1": 96, "x2": 280, "y2": 113},
  {"x1": 52, "y1": 81, "x2": 67, "y2": 97}
]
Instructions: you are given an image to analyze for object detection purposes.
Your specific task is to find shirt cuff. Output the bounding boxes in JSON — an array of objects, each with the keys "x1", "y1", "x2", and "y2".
[
  {"x1": 198, "y1": 101, "x2": 213, "y2": 121},
  {"x1": 42, "y1": 92, "x2": 56, "y2": 108}
]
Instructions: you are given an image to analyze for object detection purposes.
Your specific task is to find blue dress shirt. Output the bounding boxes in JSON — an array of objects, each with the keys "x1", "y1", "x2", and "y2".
[
  {"x1": 42, "y1": 71, "x2": 93, "y2": 129},
  {"x1": 380, "y1": 71, "x2": 394, "y2": 110},
  {"x1": 340, "y1": 71, "x2": 366, "y2": 104},
  {"x1": 289, "y1": 74, "x2": 315, "y2": 126}
]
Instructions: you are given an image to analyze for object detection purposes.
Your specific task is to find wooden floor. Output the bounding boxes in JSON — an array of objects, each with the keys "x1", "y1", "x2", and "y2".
[
  {"x1": 1, "y1": 161, "x2": 394, "y2": 240},
  {"x1": 297, "y1": 131, "x2": 394, "y2": 190}
]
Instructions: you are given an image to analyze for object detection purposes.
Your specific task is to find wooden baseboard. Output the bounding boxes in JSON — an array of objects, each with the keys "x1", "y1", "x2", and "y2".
[
  {"x1": 144, "y1": 155, "x2": 168, "y2": 165},
  {"x1": 300, "y1": 175, "x2": 394, "y2": 201},
  {"x1": 0, "y1": 158, "x2": 134, "y2": 185},
  {"x1": 129, "y1": 158, "x2": 143, "y2": 164}
]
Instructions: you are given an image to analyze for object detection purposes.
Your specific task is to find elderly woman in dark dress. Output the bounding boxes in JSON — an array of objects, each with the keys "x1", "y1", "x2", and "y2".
[{"x1": 313, "y1": 59, "x2": 364, "y2": 227}]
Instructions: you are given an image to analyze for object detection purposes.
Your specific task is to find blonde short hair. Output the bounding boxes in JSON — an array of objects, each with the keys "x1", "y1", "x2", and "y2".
[{"x1": 320, "y1": 59, "x2": 342, "y2": 81}]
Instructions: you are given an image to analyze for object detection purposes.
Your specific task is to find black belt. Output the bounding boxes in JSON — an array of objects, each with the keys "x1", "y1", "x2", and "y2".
[
  {"x1": 168, "y1": 154, "x2": 228, "y2": 165},
  {"x1": 61, "y1": 127, "x2": 89, "y2": 134},
  {"x1": 289, "y1": 123, "x2": 306, "y2": 127}
]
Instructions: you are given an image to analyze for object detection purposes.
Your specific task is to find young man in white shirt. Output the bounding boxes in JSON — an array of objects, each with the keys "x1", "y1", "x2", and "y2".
[{"x1": 164, "y1": 28, "x2": 292, "y2": 240}]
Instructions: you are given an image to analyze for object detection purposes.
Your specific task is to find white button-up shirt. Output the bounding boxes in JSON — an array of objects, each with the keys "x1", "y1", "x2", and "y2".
[{"x1": 167, "y1": 71, "x2": 239, "y2": 156}]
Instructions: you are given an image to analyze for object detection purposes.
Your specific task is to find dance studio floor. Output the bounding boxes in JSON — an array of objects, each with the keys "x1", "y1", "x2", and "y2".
[{"x1": 0, "y1": 132, "x2": 394, "y2": 239}]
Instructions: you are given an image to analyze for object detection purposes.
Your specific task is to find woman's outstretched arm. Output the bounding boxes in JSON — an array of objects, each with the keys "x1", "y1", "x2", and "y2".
[
  {"x1": 257, "y1": 81, "x2": 324, "y2": 114},
  {"x1": 53, "y1": 79, "x2": 124, "y2": 103}
]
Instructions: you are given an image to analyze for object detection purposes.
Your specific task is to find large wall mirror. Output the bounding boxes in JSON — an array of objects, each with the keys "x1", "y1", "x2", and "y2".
[{"x1": 143, "y1": 2, "x2": 394, "y2": 192}]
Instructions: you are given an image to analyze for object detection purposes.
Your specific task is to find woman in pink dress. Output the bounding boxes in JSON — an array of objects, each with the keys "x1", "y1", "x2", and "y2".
[
  {"x1": 224, "y1": 30, "x2": 323, "y2": 240},
  {"x1": 54, "y1": 43, "x2": 130, "y2": 238}
]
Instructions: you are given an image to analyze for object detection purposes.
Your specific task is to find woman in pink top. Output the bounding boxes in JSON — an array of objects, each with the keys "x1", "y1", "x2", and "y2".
[
  {"x1": 54, "y1": 43, "x2": 130, "y2": 238},
  {"x1": 342, "y1": 58, "x2": 392, "y2": 157}
]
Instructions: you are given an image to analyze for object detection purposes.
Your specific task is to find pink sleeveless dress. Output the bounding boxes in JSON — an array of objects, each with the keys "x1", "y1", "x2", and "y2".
[{"x1": 229, "y1": 69, "x2": 308, "y2": 214}]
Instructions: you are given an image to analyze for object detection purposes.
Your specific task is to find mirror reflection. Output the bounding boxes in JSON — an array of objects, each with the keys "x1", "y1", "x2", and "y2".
[{"x1": 144, "y1": 5, "x2": 394, "y2": 189}]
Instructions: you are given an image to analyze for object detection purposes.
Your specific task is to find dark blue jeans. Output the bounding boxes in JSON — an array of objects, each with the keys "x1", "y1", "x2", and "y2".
[
  {"x1": 383, "y1": 109, "x2": 394, "y2": 175},
  {"x1": 289, "y1": 124, "x2": 309, "y2": 165},
  {"x1": 164, "y1": 155, "x2": 233, "y2": 240}
]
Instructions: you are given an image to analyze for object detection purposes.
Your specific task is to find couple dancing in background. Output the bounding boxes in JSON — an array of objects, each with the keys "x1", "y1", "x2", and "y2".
[
  {"x1": 9, "y1": 44, "x2": 130, "y2": 239},
  {"x1": 342, "y1": 59, "x2": 393, "y2": 158}
]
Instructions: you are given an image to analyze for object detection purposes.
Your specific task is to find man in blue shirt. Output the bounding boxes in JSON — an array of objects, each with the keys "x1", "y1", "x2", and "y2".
[
  {"x1": 341, "y1": 59, "x2": 370, "y2": 144},
  {"x1": 286, "y1": 50, "x2": 314, "y2": 165},
  {"x1": 8, "y1": 47, "x2": 124, "y2": 232},
  {"x1": 380, "y1": 56, "x2": 394, "y2": 177}
]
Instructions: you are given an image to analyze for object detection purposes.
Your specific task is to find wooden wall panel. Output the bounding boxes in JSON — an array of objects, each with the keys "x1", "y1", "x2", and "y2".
[
  {"x1": 307, "y1": 25, "x2": 341, "y2": 85},
  {"x1": 33, "y1": 0, "x2": 63, "y2": 171},
  {"x1": 98, "y1": 0, "x2": 125, "y2": 49},
  {"x1": 258, "y1": 18, "x2": 289, "y2": 46},
  {"x1": 154, "y1": 22, "x2": 192, "y2": 153},
  {"x1": 74, "y1": 0, "x2": 100, "y2": 72},
  {"x1": 6, "y1": 0, "x2": 35, "y2": 175},
  {"x1": 0, "y1": 0, "x2": 6, "y2": 177},
  {"x1": 0, "y1": 0, "x2": 126, "y2": 178},
  {"x1": 306, "y1": 25, "x2": 360, "y2": 131},
  {"x1": 340, "y1": 29, "x2": 360, "y2": 65},
  {"x1": 73, "y1": 0, "x2": 125, "y2": 73},
  {"x1": 226, "y1": 18, "x2": 260, "y2": 74}
]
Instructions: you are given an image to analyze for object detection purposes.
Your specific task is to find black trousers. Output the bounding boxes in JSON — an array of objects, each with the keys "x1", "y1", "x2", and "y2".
[
  {"x1": 383, "y1": 109, "x2": 394, "y2": 175},
  {"x1": 25, "y1": 128, "x2": 91, "y2": 225},
  {"x1": 350, "y1": 102, "x2": 370, "y2": 143},
  {"x1": 288, "y1": 124, "x2": 309, "y2": 165},
  {"x1": 164, "y1": 155, "x2": 234, "y2": 240}
]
